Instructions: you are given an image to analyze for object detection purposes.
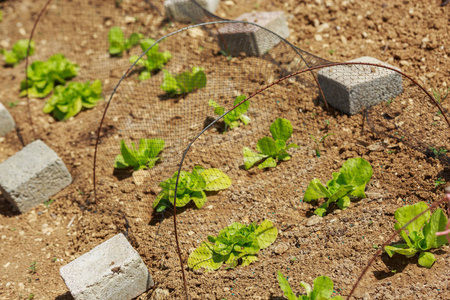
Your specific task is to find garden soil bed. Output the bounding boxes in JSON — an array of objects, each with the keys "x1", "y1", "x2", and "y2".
[{"x1": 0, "y1": 0, "x2": 449, "y2": 299}]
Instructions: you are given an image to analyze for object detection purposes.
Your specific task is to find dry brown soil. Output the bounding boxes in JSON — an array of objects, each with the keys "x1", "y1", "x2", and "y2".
[{"x1": 0, "y1": 0, "x2": 449, "y2": 299}]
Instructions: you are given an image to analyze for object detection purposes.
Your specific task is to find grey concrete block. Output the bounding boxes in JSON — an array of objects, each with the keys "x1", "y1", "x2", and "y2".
[
  {"x1": 0, "y1": 102, "x2": 16, "y2": 136},
  {"x1": 60, "y1": 233, "x2": 154, "y2": 300},
  {"x1": 164, "y1": 0, "x2": 219, "y2": 22},
  {"x1": 317, "y1": 56, "x2": 403, "y2": 115},
  {"x1": 218, "y1": 11, "x2": 290, "y2": 56},
  {"x1": 0, "y1": 140, "x2": 72, "y2": 213}
]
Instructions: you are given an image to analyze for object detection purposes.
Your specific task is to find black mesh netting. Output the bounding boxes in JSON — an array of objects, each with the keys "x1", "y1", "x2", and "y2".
[{"x1": 8, "y1": 0, "x2": 450, "y2": 299}]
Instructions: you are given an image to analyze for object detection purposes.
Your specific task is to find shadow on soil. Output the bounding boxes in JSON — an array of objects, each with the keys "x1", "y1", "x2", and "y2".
[
  {"x1": 372, "y1": 252, "x2": 411, "y2": 280},
  {"x1": 148, "y1": 191, "x2": 220, "y2": 225},
  {"x1": 55, "y1": 292, "x2": 74, "y2": 300},
  {"x1": 0, "y1": 194, "x2": 20, "y2": 217},
  {"x1": 113, "y1": 168, "x2": 133, "y2": 181}
]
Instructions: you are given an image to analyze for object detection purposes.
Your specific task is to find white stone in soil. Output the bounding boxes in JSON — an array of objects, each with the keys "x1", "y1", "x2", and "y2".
[
  {"x1": 274, "y1": 242, "x2": 289, "y2": 255},
  {"x1": 317, "y1": 56, "x2": 403, "y2": 115},
  {"x1": 306, "y1": 215, "x2": 323, "y2": 227},
  {"x1": 164, "y1": 0, "x2": 220, "y2": 22},
  {"x1": 0, "y1": 102, "x2": 15, "y2": 136},
  {"x1": 218, "y1": 11, "x2": 290, "y2": 56},
  {"x1": 152, "y1": 288, "x2": 170, "y2": 300},
  {"x1": 60, "y1": 233, "x2": 154, "y2": 300},
  {"x1": 0, "y1": 140, "x2": 72, "y2": 213}
]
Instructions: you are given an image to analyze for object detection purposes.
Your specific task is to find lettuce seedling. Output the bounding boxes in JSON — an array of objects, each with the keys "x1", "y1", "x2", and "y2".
[
  {"x1": 43, "y1": 80, "x2": 102, "y2": 120},
  {"x1": 20, "y1": 54, "x2": 78, "y2": 98},
  {"x1": 114, "y1": 139, "x2": 165, "y2": 171},
  {"x1": 153, "y1": 166, "x2": 230, "y2": 212},
  {"x1": 209, "y1": 95, "x2": 250, "y2": 131},
  {"x1": 277, "y1": 271, "x2": 343, "y2": 300},
  {"x1": 188, "y1": 220, "x2": 277, "y2": 271},
  {"x1": 303, "y1": 157, "x2": 372, "y2": 217},
  {"x1": 129, "y1": 38, "x2": 172, "y2": 80},
  {"x1": 384, "y1": 202, "x2": 449, "y2": 268},
  {"x1": 243, "y1": 118, "x2": 298, "y2": 170},
  {"x1": 108, "y1": 26, "x2": 143, "y2": 56},
  {"x1": 0, "y1": 39, "x2": 35, "y2": 66},
  {"x1": 160, "y1": 67, "x2": 206, "y2": 95}
]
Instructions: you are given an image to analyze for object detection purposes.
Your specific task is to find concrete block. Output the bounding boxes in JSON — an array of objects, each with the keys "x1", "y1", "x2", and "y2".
[
  {"x1": 0, "y1": 139, "x2": 72, "y2": 213},
  {"x1": 218, "y1": 11, "x2": 290, "y2": 56},
  {"x1": 60, "y1": 233, "x2": 153, "y2": 300},
  {"x1": 0, "y1": 102, "x2": 16, "y2": 136},
  {"x1": 164, "y1": 0, "x2": 220, "y2": 22},
  {"x1": 317, "y1": 56, "x2": 403, "y2": 115}
]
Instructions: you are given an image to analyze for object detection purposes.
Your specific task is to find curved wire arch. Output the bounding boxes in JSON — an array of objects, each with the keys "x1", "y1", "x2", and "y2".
[{"x1": 167, "y1": 61, "x2": 449, "y2": 298}]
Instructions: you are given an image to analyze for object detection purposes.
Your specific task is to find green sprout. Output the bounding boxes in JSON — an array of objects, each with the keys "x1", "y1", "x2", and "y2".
[
  {"x1": 429, "y1": 146, "x2": 448, "y2": 159},
  {"x1": 435, "y1": 178, "x2": 446, "y2": 187},
  {"x1": 44, "y1": 199, "x2": 55, "y2": 208},
  {"x1": 310, "y1": 133, "x2": 333, "y2": 157},
  {"x1": 29, "y1": 261, "x2": 37, "y2": 274},
  {"x1": 432, "y1": 87, "x2": 449, "y2": 115}
]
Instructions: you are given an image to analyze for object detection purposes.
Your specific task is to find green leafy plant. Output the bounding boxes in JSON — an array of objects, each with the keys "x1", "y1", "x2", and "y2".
[
  {"x1": 243, "y1": 118, "x2": 298, "y2": 170},
  {"x1": 129, "y1": 38, "x2": 172, "y2": 80},
  {"x1": 160, "y1": 66, "x2": 206, "y2": 95},
  {"x1": 384, "y1": 202, "x2": 449, "y2": 268},
  {"x1": 0, "y1": 39, "x2": 35, "y2": 66},
  {"x1": 43, "y1": 80, "x2": 102, "y2": 120},
  {"x1": 114, "y1": 138, "x2": 165, "y2": 171},
  {"x1": 429, "y1": 146, "x2": 448, "y2": 159},
  {"x1": 310, "y1": 133, "x2": 333, "y2": 157},
  {"x1": 277, "y1": 272, "x2": 343, "y2": 300},
  {"x1": 20, "y1": 54, "x2": 78, "y2": 98},
  {"x1": 209, "y1": 95, "x2": 250, "y2": 131},
  {"x1": 108, "y1": 26, "x2": 143, "y2": 56},
  {"x1": 303, "y1": 157, "x2": 372, "y2": 217},
  {"x1": 153, "y1": 166, "x2": 231, "y2": 212},
  {"x1": 188, "y1": 220, "x2": 277, "y2": 271}
]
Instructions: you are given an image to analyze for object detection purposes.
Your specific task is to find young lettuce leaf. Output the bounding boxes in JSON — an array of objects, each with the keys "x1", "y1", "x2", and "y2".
[
  {"x1": 209, "y1": 95, "x2": 250, "y2": 131},
  {"x1": 384, "y1": 201, "x2": 449, "y2": 268},
  {"x1": 20, "y1": 54, "x2": 78, "y2": 98},
  {"x1": 129, "y1": 38, "x2": 172, "y2": 80},
  {"x1": 108, "y1": 26, "x2": 143, "y2": 56},
  {"x1": 277, "y1": 272, "x2": 343, "y2": 300},
  {"x1": 114, "y1": 138, "x2": 165, "y2": 171},
  {"x1": 152, "y1": 166, "x2": 230, "y2": 212},
  {"x1": 243, "y1": 118, "x2": 298, "y2": 170},
  {"x1": 1, "y1": 39, "x2": 35, "y2": 66},
  {"x1": 303, "y1": 157, "x2": 372, "y2": 217},
  {"x1": 188, "y1": 220, "x2": 277, "y2": 271},
  {"x1": 43, "y1": 80, "x2": 102, "y2": 120},
  {"x1": 160, "y1": 66, "x2": 206, "y2": 95}
]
